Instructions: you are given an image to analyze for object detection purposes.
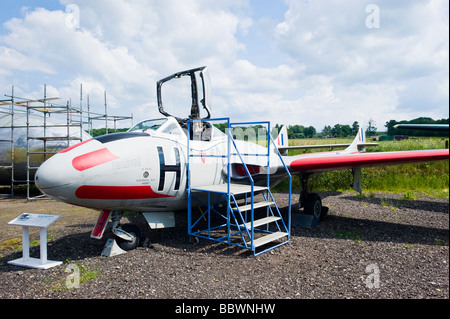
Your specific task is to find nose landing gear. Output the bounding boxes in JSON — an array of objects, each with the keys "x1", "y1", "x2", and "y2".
[
  {"x1": 114, "y1": 224, "x2": 141, "y2": 251},
  {"x1": 110, "y1": 211, "x2": 141, "y2": 251}
]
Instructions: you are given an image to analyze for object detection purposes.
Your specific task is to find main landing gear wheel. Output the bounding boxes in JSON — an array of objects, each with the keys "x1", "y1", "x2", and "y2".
[
  {"x1": 304, "y1": 193, "x2": 327, "y2": 221},
  {"x1": 115, "y1": 224, "x2": 141, "y2": 251}
]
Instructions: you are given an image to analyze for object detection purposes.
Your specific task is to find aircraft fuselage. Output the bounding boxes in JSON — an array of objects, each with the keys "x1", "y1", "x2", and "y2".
[{"x1": 35, "y1": 117, "x2": 274, "y2": 212}]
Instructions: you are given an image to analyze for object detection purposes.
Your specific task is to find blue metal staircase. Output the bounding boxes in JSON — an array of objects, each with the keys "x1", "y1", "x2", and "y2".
[{"x1": 187, "y1": 118, "x2": 292, "y2": 256}]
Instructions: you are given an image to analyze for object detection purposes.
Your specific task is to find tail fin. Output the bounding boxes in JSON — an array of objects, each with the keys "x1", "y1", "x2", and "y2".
[
  {"x1": 346, "y1": 127, "x2": 367, "y2": 153},
  {"x1": 272, "y1": 125, "x2": 289, "y2": 156}
]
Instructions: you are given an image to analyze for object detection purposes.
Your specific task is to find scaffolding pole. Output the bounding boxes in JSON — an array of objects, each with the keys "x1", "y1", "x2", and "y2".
[{"x1": 0, "y1": 86, "x2": 15, "y2": 197}]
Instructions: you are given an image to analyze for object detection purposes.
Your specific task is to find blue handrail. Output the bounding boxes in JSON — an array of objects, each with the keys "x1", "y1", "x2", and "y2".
[
  {"x1": 227, "y1": 130, "x2": 255, "y2": 249},
  {"x1": 268, "y1": 132, "x2": 292, "y2": 240}
]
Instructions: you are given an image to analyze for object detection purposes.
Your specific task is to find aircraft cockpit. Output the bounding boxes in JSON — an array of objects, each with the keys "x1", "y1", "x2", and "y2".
[
  {"x1": 130, "y1": 66, "x2": 224, "y2": 142},
  {"x1": 128, "y1": 116, "x2": 226, "y2": 142},
  {"x1": 130, "y1": 66, "x2": 226, "y2": 142}
]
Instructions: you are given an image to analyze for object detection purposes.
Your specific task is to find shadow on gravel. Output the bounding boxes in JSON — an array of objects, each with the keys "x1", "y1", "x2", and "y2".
[
  {"x1": 293, "y1": 214, "x2": 449, "y2": 246},
  {"x1": 341, "y1": 195, "x2": 449, "y2": 214},
  {"x1": 167, "y1": 193, "x2": 449, "y2": 253},
  {"x1": 278, "y1": 191, "x2": 449, "y2": 246},
  {"x1": 2, "y1": 193, "x2": 447, "y2": 268}
]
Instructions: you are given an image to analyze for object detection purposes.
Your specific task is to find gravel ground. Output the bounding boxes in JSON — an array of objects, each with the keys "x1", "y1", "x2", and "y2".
[{"x1": 0, "y1": 191, "x2": 448, "y2": 301}]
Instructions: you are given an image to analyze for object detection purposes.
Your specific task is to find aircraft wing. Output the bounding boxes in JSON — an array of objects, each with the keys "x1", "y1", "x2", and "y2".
[
  {"x1": 278, "y1": 143, "x2": 379, "y2": 152},
  {"x1": 285, "y1": 149, "x2": 449, "y2": 174},
  {"x1": 274, "y1": 126, "x2": 449, "y2": 175},
  {"x1": 394, "y1": 124, "x2": 449, "y2": 132}
]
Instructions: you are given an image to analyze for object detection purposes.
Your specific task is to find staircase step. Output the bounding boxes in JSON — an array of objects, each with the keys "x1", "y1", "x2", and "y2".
[
  {"x1": 192, "y1": 183, "x2": 268, "y2": 195},
  {"x1": 239, "y1": 216, "x2": 280, "y2": 229},
  {"x1": 234, "y1": 201, "x2": 274, "y2": 213},
  {"x1": 248, "y1": 231, "x2": 288, "y2": 248}
]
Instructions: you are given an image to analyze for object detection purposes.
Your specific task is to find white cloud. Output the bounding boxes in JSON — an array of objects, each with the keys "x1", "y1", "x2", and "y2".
[
  {"x1": 56, "y1": 0, "x2": 249, "y2": 72},
  {"x1": 0, "y1": 0, "x2": 448, "y2": 132},
  {"x1": 1, "y1": 0, "x2": 252, "y2": 124},
  {"x1": 0, "y1": 46, "x2": 53, "y2": 75},
  {"x1": 266, "y1": 0, "x2": 449, "y2": 128}
]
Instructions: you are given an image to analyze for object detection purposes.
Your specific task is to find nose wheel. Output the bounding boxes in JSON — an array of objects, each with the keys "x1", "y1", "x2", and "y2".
[
  {"x1": 109, "y1": 211, "x2": 141, "y2": 251},
  {"x1": 114, "y1": 224, "x2": 141, "y2": 251}
]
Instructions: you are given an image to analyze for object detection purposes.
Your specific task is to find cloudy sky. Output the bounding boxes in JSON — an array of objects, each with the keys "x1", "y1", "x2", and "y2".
[{"x1": 0, "y1": 0, "x2": 448, "y2": 131}]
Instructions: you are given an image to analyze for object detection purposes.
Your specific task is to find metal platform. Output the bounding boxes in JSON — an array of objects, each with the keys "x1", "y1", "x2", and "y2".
[{"x1": 192, "y1": 183, "x2": 268, "y2": 195}]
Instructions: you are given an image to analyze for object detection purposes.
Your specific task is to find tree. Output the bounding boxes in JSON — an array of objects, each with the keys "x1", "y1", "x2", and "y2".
[
  {"x1": 331, "y1": 124, "x2": 352, "y2": 137},
  {"x1": 304, "y1": 126, "x2": 316, "y2": 138},
  {"x1": 288, "y1": 125, "x2": 306, "y2": 139},
  {"x1": 351, "y1": 121, "x2": 359, "y2": 135},
  {"x1": 342, "y1": 125, "x2": 352, "y2": 137},
  {"x1": 385, "y1": 119, "x2": 397, "y2": 136},
  {"x1": 322, "y1": 125, "x2": 332, "y2": 136},
  {"x1": 366, "y1": 118, "x2": 377, "y2": 137}
]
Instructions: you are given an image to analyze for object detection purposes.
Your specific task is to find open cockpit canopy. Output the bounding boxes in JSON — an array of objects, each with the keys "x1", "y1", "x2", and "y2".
[{"x1": 156, "y1": 66, "x2": 212, "y2": 125}]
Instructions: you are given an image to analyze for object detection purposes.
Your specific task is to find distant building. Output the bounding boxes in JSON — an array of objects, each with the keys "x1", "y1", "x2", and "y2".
[{"x1": 372, "y1": 135, "x2": 408, "y2": 141}]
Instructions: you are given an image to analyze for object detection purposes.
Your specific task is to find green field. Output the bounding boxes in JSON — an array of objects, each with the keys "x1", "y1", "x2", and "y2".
[{"x1": 277, "y1": 137, "x2": 449, "y2": 197}]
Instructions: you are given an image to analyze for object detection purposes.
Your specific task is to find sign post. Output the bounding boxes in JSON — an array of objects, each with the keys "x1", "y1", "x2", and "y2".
[{"x1": 8, "y1": 213, "x2": 62, "y2": 269}]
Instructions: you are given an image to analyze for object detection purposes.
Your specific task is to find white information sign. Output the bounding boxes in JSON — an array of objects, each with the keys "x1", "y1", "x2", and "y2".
[{"x1": 8, "y1": 213, "x2": 62, "y2": 269}]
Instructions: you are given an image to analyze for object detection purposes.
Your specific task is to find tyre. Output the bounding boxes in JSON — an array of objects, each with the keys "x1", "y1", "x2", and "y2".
[
  {"x1": 115, "y1": 224, "x2": 141, "y2": 251},
  {"x1": 304, "y1": 193, "x2": 322, "y2": 220}
]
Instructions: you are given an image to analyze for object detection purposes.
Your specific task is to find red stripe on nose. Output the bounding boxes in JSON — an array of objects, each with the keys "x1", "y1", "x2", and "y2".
[
  {"x1": 75, "y1": 185, "x2": 173, "y2": 200},
  {"x1": 72, "y1": 148, "x2": 119, "y2": 171}
]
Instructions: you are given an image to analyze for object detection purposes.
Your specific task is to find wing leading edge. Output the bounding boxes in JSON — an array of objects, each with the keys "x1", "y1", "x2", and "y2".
[
  {"x1": 287, "y1": 149, "x2": 449, "y2": 173},
  {"x1": 275, "y1": 127, "x2": 449, "y2": 174}
]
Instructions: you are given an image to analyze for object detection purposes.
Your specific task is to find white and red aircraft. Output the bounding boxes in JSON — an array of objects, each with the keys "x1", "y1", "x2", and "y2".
[{"x1": 35, "y1": 67, "x2": 449, "y2": 252}]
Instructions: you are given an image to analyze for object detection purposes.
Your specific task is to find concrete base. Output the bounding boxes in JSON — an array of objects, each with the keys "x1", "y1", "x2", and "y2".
[{"x1": 8, "y1": 257, "x2": 62, "y2": 270}]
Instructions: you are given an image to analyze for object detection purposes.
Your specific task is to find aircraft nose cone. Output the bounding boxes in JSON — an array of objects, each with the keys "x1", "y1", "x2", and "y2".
[
  {"x1": 35, "y1": 138, "x2": 99, "y2": 196},
  {"x1": 35, "y1": 138, "x2": 119, "y2": 202},
  {"x1": 35, "y1": 155, "x2": 72, "y2": 192}
]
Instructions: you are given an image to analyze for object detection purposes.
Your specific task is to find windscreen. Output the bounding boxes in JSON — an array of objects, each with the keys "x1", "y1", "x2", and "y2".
[{"x1": 128, "y1": 118, "x2": 168, "y2": 132}]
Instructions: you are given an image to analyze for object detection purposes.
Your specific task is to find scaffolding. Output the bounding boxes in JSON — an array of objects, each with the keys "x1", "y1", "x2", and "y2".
[
  {"x1": 0, "y1": 84, "x2": 133, "y2": 199},
  {"x1": 80, "y1": 86, "x2": 133, "y2": 136}
]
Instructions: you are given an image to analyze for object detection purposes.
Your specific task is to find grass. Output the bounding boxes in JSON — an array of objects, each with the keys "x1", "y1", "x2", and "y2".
[
  {"x1": 434, "y1": 239, "x2": 448, "y2": 246},
  {"x1": 279, "y1": 137, "x2": 449, "y2": 197},
  {"x1": 401, "y1": 191, "x2": 418, "y2": 201},
  {"x1": 381, "y1": 199, "x2": 399, "y2": 211},
  {"x1": 0, "y1": 232, "x2": 59, "y2": 252},
  {"x1": 0, "y1": 238, "x2": 22, "y2": 251},
  {"x1": 335, "y1": 230, "x2": 363, "y2": 243}
]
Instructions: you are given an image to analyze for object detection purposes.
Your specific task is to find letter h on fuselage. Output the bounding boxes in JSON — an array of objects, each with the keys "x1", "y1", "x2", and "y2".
[{"x1": 157, "y1": 146, "x2": 181, "y2": 192}]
